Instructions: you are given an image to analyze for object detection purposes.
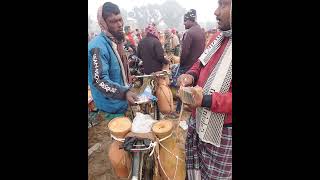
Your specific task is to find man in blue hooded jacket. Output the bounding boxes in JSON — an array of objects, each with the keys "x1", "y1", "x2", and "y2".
[{"x1": 88, "y1": 2, "x2": 138, "y2": 120}]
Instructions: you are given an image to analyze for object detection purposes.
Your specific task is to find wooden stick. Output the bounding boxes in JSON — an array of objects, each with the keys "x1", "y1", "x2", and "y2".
[
  {"x1": 178, "y1": 103, "x2": 184, "y2": 121},
  {"x1": 88, "y1": 143, "x2": 101, "y2": 156},
  {"x1": 174, "y1": 102, "x2": 184, "y2": 144}
]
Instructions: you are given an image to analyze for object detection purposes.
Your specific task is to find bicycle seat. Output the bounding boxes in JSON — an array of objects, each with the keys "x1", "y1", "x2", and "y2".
[
  {"x1": 121, "y1": 137, "x2": 152, "y2": 152},
  {"x1": 121, "y1": 132, "x2": 156, "y2": 152}
]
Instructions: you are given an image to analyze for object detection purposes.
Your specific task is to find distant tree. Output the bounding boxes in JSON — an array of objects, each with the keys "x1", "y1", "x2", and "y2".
[
  {"x1": 127, "y1": 0, "x2": 216, "y2": 32},
  {"x1": 88, "y1": 15, "x2": 94, "y2": 33},
  {"x1": 128, "y1": 0, "x2": 185, "y2": 30},
  {"x1": 131, "y1": 4, "x2": 162, "y2": 29},
  {"x1": 131, "y1": 7, "x2": 147, "y2": 29},
  {"x1": 88, "y1": 15, "x2": 92, "y2": 29},
  {"x1": 88, "y1": 15, "x2": 100, "y2": 34},
  {"x1": 120, "y1": 8, "x2": 129, "y2": 25},
  {"x1": 158, "y1": 0, "x2": 186, "y2": 29},
  {"x1": 147, "y1": 4, "x2": 162, "y2": 26}
]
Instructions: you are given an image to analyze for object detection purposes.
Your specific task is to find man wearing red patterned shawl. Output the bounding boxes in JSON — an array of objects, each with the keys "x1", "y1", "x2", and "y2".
[{"x1": 177, "y1": 0, "x2": 232, "y2": 179}]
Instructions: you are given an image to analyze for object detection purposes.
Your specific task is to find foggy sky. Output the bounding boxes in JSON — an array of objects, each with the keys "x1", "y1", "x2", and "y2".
[{"x1": 88, "y1": 0, "x2": 218, "y2": 23}]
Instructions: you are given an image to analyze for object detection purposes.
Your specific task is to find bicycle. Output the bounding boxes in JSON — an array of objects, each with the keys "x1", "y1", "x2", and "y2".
[
  {"x1": 121, "y1": 47, "x2": 174, "y2": 180},
  {"x1": 122, "y1": 70, "x2": 172, "y2": 180}
]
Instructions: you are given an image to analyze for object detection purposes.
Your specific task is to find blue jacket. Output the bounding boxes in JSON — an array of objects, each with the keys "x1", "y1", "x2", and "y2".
[{"x1": 88, "y1": 32, "x2": 129, "y2": 114}]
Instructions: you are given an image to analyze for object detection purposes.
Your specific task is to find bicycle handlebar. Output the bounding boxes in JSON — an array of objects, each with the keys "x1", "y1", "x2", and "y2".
[{"x1": 134, "y1": 71, "x2": 171, "y2": 78}]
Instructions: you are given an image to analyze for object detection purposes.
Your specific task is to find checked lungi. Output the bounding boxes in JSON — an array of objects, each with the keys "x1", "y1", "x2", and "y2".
[{"x1": 186, "y1": 118, "x2": 232, "y2": 180}]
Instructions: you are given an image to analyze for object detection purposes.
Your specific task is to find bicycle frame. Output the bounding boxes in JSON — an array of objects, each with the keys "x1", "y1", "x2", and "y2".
[
  {"x1": 126, "y1": 139, "x2": 155, "y2": 180},
  {"x1": 127, "y1": 70, "x2": 171, "y2": 179}
]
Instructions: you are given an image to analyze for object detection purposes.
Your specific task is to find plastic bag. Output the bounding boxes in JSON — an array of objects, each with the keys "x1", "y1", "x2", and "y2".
[
  {"x1": 135, "y1": 85, "x2": 157, "y2": 104},
  {"x1": 179, "y1": 120, "x2": 188, "y2": 131},
  {"x1": 131, "y1": 112, "x2": 157, "y2": 133}
]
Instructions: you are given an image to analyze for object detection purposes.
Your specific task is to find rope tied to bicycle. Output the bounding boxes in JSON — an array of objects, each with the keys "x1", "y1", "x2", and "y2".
[
  {"x1": 149, "y1": 131, "x2": 185, "y2": 180},
  {"x1": 110, "y1": 134, "x2": 125, "y2": 142}
]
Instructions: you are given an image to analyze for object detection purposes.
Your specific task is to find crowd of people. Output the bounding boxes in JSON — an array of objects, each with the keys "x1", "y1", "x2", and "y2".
[
  {"x1": 89, "y1": 19, "x2": 216, "y2": 57},
  {"x1": 88, "y1": 0, "x2": 232, "y2": 179}
]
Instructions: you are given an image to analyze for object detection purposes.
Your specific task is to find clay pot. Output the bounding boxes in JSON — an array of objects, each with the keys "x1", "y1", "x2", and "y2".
[
  {"x1": 152, "y1": 120, "x2": 186, "y2": 180},
  {"x1": 107, "y1": 117, "x2": 132, "y2": 178},
  {"x1": 156, "y1": 85, "x2": 174, "y2": 114}
]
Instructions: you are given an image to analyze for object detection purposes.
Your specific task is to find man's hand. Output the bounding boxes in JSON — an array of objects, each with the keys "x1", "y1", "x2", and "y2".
[
  {"x1": 177, "y1": 74, "x2": 194, "y2": 87},
  {"x1": 183, "y1": 104, "x2": 193, "y2": 112},
  {"x1": 126, "y1": 90, "x2": 138, "y2": 105},
  {"x1": 178, "y1": 86, "x2": 203, "y2": 109},
  {"x1": 162, "y1": 63, "x2": 170, "y2": 71},
  {"x1": 188, "y1": 86, "x2": 204, "y2": 108},
  {"x1": 128, "y1": 75, "x2": 137, "y2": 84}
]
